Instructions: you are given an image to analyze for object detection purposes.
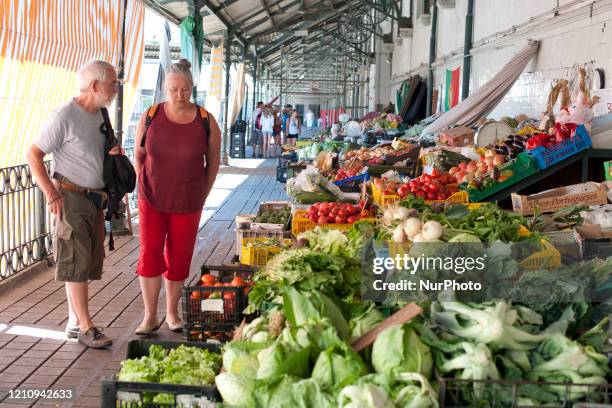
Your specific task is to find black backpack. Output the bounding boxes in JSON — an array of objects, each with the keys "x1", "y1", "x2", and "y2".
[{"x1": 100, "y1": 108, "x2": 137, "y2": 250}]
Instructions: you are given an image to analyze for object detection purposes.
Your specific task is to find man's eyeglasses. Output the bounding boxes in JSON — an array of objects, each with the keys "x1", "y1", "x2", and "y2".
[{"x1": 100, "y1": 79, "x2": 125, "y2": 88}]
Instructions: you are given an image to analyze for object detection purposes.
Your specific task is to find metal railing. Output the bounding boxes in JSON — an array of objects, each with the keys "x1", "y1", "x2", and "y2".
[{"x1": 0, "y1": 162, "x2": 53, "y2": 280}]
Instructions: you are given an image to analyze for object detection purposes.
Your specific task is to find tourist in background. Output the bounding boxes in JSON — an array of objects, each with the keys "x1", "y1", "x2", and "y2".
[
  {"x1": 251, "y1": 101, "x2": 264, "y2": 158},
  {"x1": 285, "y1": 109, "x2": 301, "y2": 146},
  {"x1": 260, "y1": 107, "x2": 275, "y2": 158},
  {"x1": 306, "y1": 109, "x2": 315, "y2": 129}
]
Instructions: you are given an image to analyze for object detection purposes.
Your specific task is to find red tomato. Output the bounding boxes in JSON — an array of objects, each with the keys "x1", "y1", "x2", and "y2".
[
  {"x1": 231, "y1": 277, "x2": 245, "y2": 287},
  {"x1": 416, "y1": 190, "x2": 426, "y2": 198},
  {"x1": 347, "y1": 216, "x2": 356, "y2": 223},
  {"x1": 437, "y1": 193, "x2": 447, "y2": 200},
  {"x1": 334, "y1": 215, "x2": 346, "y2": 223},
  {"x1": 319, "y1": 208, "x2": 329, "y2": 216},
  {"x1": 431, "y1": 168, "x2": 441, "y2": 178},
  {"x1": 383, "y1": 189, "x2": 394, "y2": 195},
  {"x1": 338, "y1": 209, "x2": 347, "y2": 216},
  {"x1": 223, "y1": 291, "x2": 236, "y2": 300},
  {"x1": 318, "y1": 215, "x2": 327, "y2": 224},
  {"x1": 350, "y1": 206, "x2": 360, "y2": 215},
  {"x1": 320, "y1": 202, "x2": 330, "y2": 211},
  {"x1": 428, "y1": 183, "x2": 439, "y2": 193},
  {"x1": 327, "y1": 215, "x2": 336, "y2": 223},
  {"x1": 190, "y1": 291, "x2": 201, "y2": 299},
  {"x1": 427, "y1": 192, "x2": 437, "y2": 200},
  {"x1": 201, "y1": 274, "x2": 215, "y2": 286}
]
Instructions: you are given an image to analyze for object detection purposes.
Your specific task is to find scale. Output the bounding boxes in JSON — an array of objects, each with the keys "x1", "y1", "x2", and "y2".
[{"x1": 474, "y1": 121, "x2": 514, "y2": 147}]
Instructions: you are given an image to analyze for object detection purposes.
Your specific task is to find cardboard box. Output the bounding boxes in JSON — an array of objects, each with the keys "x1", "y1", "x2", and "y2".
[
  {"x1": 574, "y1": 224, "x2": 612, "y2": 259},
  {"x1": 511, "y1": 182, "x2": 609, "y2": 216},
  {"x1": 439, "y1": 127, "x2": 475, "y2": 147}
]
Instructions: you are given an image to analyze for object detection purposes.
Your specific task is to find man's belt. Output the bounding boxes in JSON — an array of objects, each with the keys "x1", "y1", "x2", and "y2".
[{"x1": 52, "y1": 173, "x2": 108, "y2": 210}]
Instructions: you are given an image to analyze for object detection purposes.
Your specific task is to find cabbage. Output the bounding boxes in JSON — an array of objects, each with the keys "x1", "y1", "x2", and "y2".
[
  {"x1": 448, "y1": 233, "x2": 481, "y2": 243},
  {"x1": 311, "y1": 348, "x2": 367, "y2": 389},
  {"x1": 338, "y1": 384, "x2": 394, "y2": 408},
  {"x1": 256, "y1": 342, "x2": 311, "y2": 380},
  {"x1": 253, "y1": 376, "x2": 336, "y2": 408},
  {"x1": 222, "y1": 341, "x2": 266, "y2": 377},
  {"x1": 392, "y1": 372, "x2": 438, "y2": 408},
  {"x1": 349, "y1": 304, "x2": 385, "y2": 342},
  {"x1": 371, "y1": 323, "x2": 432, "y2": 378},
  {"x1": 215, "y1": 372, "x2": 256, "y2": 407},
  {"x1": 283, "y1": 287, "x2": 350, "y2": 340}
]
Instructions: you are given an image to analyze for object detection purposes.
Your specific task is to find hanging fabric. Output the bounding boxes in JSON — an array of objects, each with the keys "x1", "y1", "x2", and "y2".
[{"x1": 423, "y1": 40, "x2": 540, "y2": 135}]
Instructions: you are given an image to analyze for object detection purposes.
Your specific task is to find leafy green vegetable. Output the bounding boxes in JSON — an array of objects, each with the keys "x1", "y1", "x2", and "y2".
[
  {"x1": 311, "y1": 347, "x2": 367, "y2": 390},
  {"x1": 283, "y1": 287, "x2": 350, "y2": 340},
  {"x1": 348, "y1": 302, "x2": 385, "y2": 342},
  {"x1": 253, "y1": 375, "x2": 336, "y2": 408},
  {"x1": 117, "y1": 344, "x2": 221, "y2": 387},
  {"x1": 215, "y1": 372, "x2": 256, "y2": 407},
  {"x1": 371, "y1": 323, "x2": 433, "y2": 378},
  {"x1": 431, "y1": 302, "x2": 545, "y2": 351},
  {"x1": 528, "y1": 334, "x2": 609, "y2": 401}
]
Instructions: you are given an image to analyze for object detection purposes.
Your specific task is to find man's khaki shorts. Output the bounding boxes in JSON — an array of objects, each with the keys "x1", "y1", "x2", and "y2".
[{"x1": 52, "y1": 187, "x2": 105, "y2": 282}]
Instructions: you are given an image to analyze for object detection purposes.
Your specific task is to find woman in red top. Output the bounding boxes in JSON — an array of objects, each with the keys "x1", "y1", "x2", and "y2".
[{"x1": 133, "y1": 59, "x2": 221, "y2": 334}]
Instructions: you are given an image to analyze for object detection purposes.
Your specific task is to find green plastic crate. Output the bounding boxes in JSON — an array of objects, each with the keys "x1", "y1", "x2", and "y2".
[
  {"x1": 605, "y1": 160, "x2": 612, "y2": 181},
  {"x1": 461, "y1": 152, "x2": 538, "y2": 202}
]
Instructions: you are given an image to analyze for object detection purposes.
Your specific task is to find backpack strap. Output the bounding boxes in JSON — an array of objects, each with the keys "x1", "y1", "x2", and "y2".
[
  {"x1": 140, "y1": 103, "x2": 161, "y2": 148},
  {"x1": 196, "y1": 105, "x2": 211, "y2": 137}
]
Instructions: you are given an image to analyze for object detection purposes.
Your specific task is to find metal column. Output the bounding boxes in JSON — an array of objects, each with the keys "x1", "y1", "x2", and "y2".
[
  {"x1": 426, "y1": 2, "x2": 438, "y2": 117},
  {"x1": 462, "y1": 0, "x2": 475, "y2": 100},
  {"x1": 221, "y1": 33, "x2": 232, "y2": 165}
]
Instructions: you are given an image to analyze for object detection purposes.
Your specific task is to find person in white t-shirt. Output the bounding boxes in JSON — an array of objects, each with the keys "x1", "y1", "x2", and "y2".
[{"x1": 260, "y1": 107, "x2": 275, "y2": 158}]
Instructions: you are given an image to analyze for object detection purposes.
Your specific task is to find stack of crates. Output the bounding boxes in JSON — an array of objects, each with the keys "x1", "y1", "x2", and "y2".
[
  {"x1": 231, "y1": 132, "x2": 246, "y2": 158},
  {"x1": 276, "y1": 151, "x2": 298, "y2": 183}
]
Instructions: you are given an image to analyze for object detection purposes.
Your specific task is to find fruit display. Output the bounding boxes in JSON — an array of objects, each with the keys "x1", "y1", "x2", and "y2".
[
  {"x1": 491, "y1": 134, "x2": 528, "y2": 160},
  {"x1": 373, "y1": 170, "x2": 458, "y2": 201},
  {"x1": 334, "y1": 159, "x2": 365, "y2": 181},
  {"x1": 343, "y1": 144, "x2": 418, "y2": 166},
  {"x1": 190, "y1": 274, "x2": 252, "y2": 301},
  {"x1": 305, "y1": 201, "x2": 374, "y2": 224},
  {"x1": 449, "y1": 152, "x2": 509, "y2": 184}
]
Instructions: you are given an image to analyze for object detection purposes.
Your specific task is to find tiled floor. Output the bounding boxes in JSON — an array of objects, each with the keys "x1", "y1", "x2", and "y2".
[{"x1": 0, "y1": 159, "x2": 288, "y2": 407}]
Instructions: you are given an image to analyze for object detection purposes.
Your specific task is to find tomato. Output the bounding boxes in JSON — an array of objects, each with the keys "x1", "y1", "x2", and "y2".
[
  {"x1": 318, "y1": 215, "x2": 327, "y2": 225},
  {"x1": 223, "y1": 291, "x2": 236, "y2": 300},
  {"x1": 309, "y1": 214, "x2": 318, "y2": 222},
  {"x1": 427, "y1": 192, "x2": 437, "y2": 200},
  {"x1": 190, "y1": 291, "x2": 201, "y2": 299},
  {"x1": 327, "y1": 215, "x2": 336, "y2": 223},
  {"x1": 416, "y1": 190, "x2": 426, "y2": 198},
  {"x1": 320, "y1": 202, "x2": 330, "y2": 211},
  {"x1": 382, "y1": 188, "x2": 394, "y2": 195},
  {"x1": 347, "y1": 216, "x2": 356, "y2": 223},
  {"x1": 319, "y1": 208, "x2": 329, "y2": 216},
  {"x1": 201, "y1": 274, "x2": 215, "y2": 286},
  {"x1": 337, "y1": 209, "x2": 346, "y2": 217},
  {"x1": 428, "y1": 183, "x2": 439, "y2": 193},
  {"x1": 231, "y1": 277, "x2": 245, "y2": 287},
  {"x1": 437, "y1": 193, "x2": 447, "y2": 200}
]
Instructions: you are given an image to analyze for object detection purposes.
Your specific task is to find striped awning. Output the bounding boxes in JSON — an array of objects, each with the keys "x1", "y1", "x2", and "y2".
[{"x1": 0, "y1": 0, "x2": 145, "y2": 167}]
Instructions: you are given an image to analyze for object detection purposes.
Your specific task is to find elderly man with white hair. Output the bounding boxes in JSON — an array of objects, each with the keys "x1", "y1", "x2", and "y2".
[{"x1": 26, "y1": 60, "x2": 122, "y2": 349}]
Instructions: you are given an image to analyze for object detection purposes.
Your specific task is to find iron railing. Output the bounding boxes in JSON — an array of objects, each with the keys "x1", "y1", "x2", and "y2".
[{"x1": 0, "y1": 162, "x2": 53, "y2": 279}]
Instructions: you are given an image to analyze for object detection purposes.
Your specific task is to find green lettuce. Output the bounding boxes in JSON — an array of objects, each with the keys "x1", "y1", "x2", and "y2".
[{"x1": 371, "y1": 323, "x2": 433, "y2": 378}]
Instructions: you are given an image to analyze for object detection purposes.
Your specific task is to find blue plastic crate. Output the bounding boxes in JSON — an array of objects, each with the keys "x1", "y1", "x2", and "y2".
[
  {"x1": 529, "y1": 125, "x2": 592, "y2": 169},
  {"x1": 333, "y1": 172, "x2": 370, "y2": 186}
]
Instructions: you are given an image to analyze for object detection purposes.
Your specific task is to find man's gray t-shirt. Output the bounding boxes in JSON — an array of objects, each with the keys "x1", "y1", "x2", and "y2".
[{"x1": 35, "y1": 99, "x2": 106, "y2": 189}]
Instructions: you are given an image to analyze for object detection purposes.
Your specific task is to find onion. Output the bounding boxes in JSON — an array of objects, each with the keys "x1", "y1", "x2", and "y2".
[
  {"x1": 394, "y1": 207, "x2": 411, "y2": 220},
  {"x1": 421, "y1": 221, "x2": 443, "y2": 241},
  {"x1": 393, "y1": 225, "x2": 407, "y2": 243},
  {"x1": 403, "y1": 218, "x2": 422, "y2": 239},
  {"x1": 412, "y1": 233, "x2": 426, "y2": 243}
]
